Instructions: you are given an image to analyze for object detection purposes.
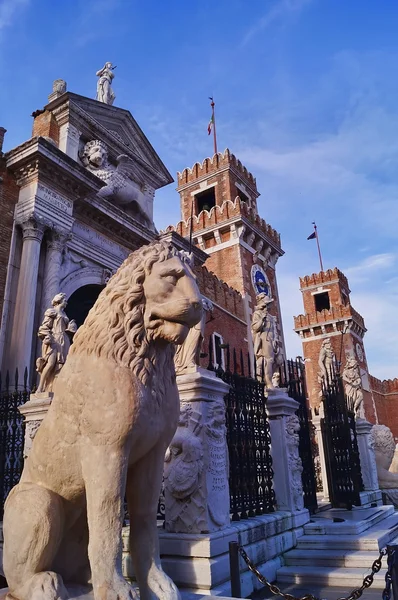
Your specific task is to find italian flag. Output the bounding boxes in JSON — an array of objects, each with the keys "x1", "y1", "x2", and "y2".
[{"x1": 208, "y1": 114, "x2": 214, "y2": 135}]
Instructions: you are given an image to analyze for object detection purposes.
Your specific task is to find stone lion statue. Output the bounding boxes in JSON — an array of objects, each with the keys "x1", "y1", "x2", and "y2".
[
  {"x1": 371, "y1": 424, "x2": 398, "y2": 489},
  {"x1": 2, "y1": 241, "x2": 202, "y2": 600},
  {"x1": 81, "y1": 139, "x2": 154, "y2": 229}
]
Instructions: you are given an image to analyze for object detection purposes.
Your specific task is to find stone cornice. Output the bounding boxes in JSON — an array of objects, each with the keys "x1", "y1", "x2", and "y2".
[
  {"x1": 159, "y1": 231, "x2": 209, "y2": 266},
  {"x1": 5, "y1": 137, "x2": 103, "y2": 197},
  {"x1": 74, "y1": 194, "x2": 157, "y2": 250}
]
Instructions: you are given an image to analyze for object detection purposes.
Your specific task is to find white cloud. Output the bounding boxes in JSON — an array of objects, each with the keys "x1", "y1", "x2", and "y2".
[
  {"x1": 0, "y1": 0, "x2": 29, "y2": 35},
  {"x1": 240, "y1": 0, "x2": 314, "y2": 47}
]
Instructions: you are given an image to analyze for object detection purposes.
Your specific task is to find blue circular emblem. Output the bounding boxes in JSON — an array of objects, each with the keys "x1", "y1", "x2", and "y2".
[{"x1": 251, "y1": 265, "x2": 270, "y2": 295}]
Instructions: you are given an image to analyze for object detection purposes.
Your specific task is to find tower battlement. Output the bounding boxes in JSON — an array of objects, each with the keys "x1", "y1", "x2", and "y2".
[
  {"x1": 299, "y1": 267, "x2": 349, "y2": 291},
  {"x1": 177, "y1": 149, "x2": 256, "y2": 190},
  {"x1": 162, "y1": 196, "x2": 281, "y2": 250}
]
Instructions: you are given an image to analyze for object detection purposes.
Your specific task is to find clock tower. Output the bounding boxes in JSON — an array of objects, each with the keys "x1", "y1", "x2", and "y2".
[{"x1": 164, "y1": 149, "x2": 286, "y2": 359}]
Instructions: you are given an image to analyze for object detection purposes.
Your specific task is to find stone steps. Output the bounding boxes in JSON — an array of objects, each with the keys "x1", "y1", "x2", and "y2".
[
  {"x1": 277, "y1": 507, "x2": 398, "y2": 591},
  {"x1": 283, "y1": 548, "x2": 385, "y2": 568},
  {"x1": 304, "y1": 505, "x2": 394, "y2": 536},
  {"x1": 277, "y1": 566, "x2": 387, "y2": 589},
  {"x1": 296, "y1": 513, "x2": 398, "y2": 551}
]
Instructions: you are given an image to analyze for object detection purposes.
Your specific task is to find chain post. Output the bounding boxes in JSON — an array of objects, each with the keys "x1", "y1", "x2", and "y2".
[
  {"x1": 229, "y1": 541, "x2": 242, "y2": 598},
  {"x1": 387, "y1": 545, "x2": 398, "y2": 600}
]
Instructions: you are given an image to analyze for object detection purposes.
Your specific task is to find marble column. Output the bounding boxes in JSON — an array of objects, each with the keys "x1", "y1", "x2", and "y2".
[
  {"x1": 9, "y1": 217, "x2": 46, "y2": 380},
  {"x1": 58, "y1": 123, "x2": 81, "y2": 161},
  {"x1": 267, "y1": 388, "x2": 306, "y2": 513},
  {"x1": 312, "y1": 405, "x2": 329, "y2": 500},
  {"x1": 356, "y1": 418, "x2": 379, "y2": 491},
  {"x1": 40, "y1": 229, "x2": 69, "y2": 318}
]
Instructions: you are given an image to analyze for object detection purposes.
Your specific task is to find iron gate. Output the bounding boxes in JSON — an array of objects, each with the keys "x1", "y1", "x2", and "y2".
[
  {"x1": 211, "y1": 346, "x2": 276, "y2": 521},
  {"x1": 285, "y1": 358, "x2": 318, "y2": 514},
  {"x1": 0, "y1": 369, "x2": 29, "y2": 519},
  {"x1": 321, "y1": 371, "x2": 363, "y2": 509}
]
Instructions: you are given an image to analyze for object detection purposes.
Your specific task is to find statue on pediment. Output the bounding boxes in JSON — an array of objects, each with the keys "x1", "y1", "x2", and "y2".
[
  {"x1": 96, "y1": 62, "x2": 116, "y2": 105},
  {"x1": 81, "y1": 140, "x2": 153, "y2": 228}
]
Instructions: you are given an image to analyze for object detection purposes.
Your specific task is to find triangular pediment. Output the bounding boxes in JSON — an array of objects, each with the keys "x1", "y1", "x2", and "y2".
[{"x1": 48, "y1": 92, "x2": 173, "y2": 190}]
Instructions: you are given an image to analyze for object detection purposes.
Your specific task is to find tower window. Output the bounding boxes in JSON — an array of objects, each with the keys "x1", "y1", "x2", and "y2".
[
  {"x1": 212, "y1": 332, "x2": 225, "y2": 369},
  {"x1": 314, "y1": 292, "x2": 330, "y2": 312},
  {"x1": 236, "y1": 187, "x2": 250, "y2": 205},
  {"x1": 195, "y1": 188, "x2": 216, "y2": 214}
]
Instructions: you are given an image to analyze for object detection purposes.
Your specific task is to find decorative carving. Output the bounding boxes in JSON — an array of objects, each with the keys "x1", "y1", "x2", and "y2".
[
  {"x1": 23, "y1": 420, "x2": 42, "y2": 459},
  {"x1": 318, "y1": 337, "x2": 335, "y2": 389},
  {"x1": 371, "y1": 424, "x2": 398, "y2": 489},
  {"x1": 342, "y1": 357, "x2": 364, "y2": 419},
  {"x1": 53, "y1": 79, "x2": 66, "y2": 94},
  {"x1": 81, "y1": 139, "x2": 153, "y2": 227},
  {"x1": 205, "y1": 401, "x2": 229, "y2": 527},
  {"x1": 164, "y1": 404, "x2": 205, "y2": 530},
  {"x1": 174, "y1": 297, "x2": 212, "y2": 374},
  {"x1": 19, "y1": 216, "x2": 47, "y2": 242},
  {"x1": 36, "y1": 293, "x2": 77, "y2": 393},
  {"x1": 3, "y1": 241, "x2": 202, "y2": 600},
  {"x1": 271, "y1": 372, "x2": 280, "y2": 388},
  {"x1": 60, "y1": 246, "x2": 89, "y2": 280},
  {"x1": 285, "y1": 414, "x2": 304, "y2": 510},
  {"x1": 251, "y1": 293, "x2": 282, "y2": 387},
  {"x1": 96, "y1": 62, "x2": 116, "y2": 105}
]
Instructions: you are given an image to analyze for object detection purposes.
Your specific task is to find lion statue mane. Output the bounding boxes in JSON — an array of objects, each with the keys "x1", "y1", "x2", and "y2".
[{"x1": 2, "y1": 241, "x2": 202, "y2": 600}]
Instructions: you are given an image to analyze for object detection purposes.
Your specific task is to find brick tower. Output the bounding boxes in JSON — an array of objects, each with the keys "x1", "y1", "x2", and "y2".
[
  {"x1": 293, "y1": 267, "x2": 377, "y2": 422},
  {"x1": 165, "y1": 149, "x2": 285, "y2": 357}
]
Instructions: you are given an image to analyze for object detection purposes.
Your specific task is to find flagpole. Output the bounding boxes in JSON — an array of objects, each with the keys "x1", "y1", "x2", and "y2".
[
  {"x1": 313, "y1": 222, "x2": 324, "y2": 272},
  {"x1": 209, "y1": 97, "x2": 218, "y2": 155}
]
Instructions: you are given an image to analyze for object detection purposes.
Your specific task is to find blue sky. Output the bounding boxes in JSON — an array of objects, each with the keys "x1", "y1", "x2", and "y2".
[{"x1": 1, "y1": 0, "x2": 398, "y2": 379}]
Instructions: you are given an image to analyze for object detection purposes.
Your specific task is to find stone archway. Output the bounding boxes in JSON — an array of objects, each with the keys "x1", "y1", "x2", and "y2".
[{"x1": 66, "y1": 284, "x2": 104, "y2": 328}]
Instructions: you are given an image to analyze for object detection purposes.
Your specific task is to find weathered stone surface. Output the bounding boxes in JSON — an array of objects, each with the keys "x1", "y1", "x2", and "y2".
[{"x1": 2, "y1": 241, "x2": 202, "y2": 600}]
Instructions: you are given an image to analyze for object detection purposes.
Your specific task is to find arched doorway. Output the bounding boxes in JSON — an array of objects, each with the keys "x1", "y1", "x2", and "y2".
[{"x1": 66, "y1": 284, "x2": 105, "y2": 328}]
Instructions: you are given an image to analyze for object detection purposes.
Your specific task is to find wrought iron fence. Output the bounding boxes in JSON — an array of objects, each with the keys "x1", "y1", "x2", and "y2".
[
  {"x1": 283, "y1": 358, "x2": 318, "y2": 514},
  {"x1": 209, "y1": 344, "x2": 275, "y2": 521},
  {"x1": 321, "y1": 366, "x2": 363, "y2": 509},
  {"x1": 0, "y1": 368, "x2": 29, "y2": 519}
]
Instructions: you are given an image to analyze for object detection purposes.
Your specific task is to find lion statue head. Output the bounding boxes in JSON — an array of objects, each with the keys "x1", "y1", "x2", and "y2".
[
  {"x1": 70, "y1": 241, "x2": 202, "y2": 386},
  {"x1": 372, "y1": 424, "x2": 396, "y2": 469},
  {"x1": 81, "y1": 139, "x2": 109, "y2": 170}
]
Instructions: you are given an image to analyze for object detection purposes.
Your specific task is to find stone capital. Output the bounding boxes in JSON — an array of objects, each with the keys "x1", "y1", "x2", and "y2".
[
  {"x1": 47, "y1": 228, "x2": 71, "y2": 252},
  {"x1": 19, "y1": 216, "x2": 48, "y2": 242}
]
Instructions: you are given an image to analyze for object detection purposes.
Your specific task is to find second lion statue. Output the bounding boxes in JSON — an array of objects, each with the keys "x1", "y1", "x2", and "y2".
[{"x1": 2, "y1": 241, "x2": 203, "y2": 600}]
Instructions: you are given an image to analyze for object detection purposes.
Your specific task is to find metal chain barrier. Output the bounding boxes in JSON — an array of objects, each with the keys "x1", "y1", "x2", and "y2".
[{"x1": 235, "y1": 543, "x2": 394, "y2": 600}]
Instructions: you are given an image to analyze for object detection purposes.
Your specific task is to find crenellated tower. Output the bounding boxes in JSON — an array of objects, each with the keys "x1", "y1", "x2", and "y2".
[
  {"x1": 294, "y1": 267, "x2": 377, "y2": 422},
  {"x1": 163, "y1": 149, "x2": 285, "y2": 359}
]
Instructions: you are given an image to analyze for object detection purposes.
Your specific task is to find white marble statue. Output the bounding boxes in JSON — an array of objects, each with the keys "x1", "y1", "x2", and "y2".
[
  {"x1": 318, "y1": 337, "x2": 335, "y2": 388},
  {"x1": 174, "y1": 297, "x2": 213, "y2": 374},
  {"x1": 96, "y1": 62, "x2": 116, "y2": 105},
  {"x1": 251, "y1": 293, "x2": 281, "y2": 387},
  {"x1": 342, "y1": 356, "x2": 364, "y2": 419},
  {"x1": 371, "y1": 424, "x2": 398, "y2": 490},
  {"x1": 81, "y1": 139, "x2": 153, "y2": 228},
  {"x1": 2, "y1": 241, "x2": 202, "y2": 600},
  {"x1": 36, "y1": 293, "x2": 77, "y2": 393}
]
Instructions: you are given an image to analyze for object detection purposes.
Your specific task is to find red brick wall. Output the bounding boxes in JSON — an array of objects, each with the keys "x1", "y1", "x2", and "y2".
[
  {"x1": 371, "y1": 376, "x2": 398, "y2": 437},
  {"x1": 0, "y1": 158, "x2": 19, "y2": 320},
  {"x1": 32, "y1": 110, "x2": 59, "y2": 144}
]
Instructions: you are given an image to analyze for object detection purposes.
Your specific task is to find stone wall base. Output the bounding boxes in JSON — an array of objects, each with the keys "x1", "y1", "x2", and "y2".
[
  {"x1": 122, "y1": 510, "x2": 310, "y2": 596},
  {"x1": 358, "y1": 490, "x2": 383, "y2": 507}
]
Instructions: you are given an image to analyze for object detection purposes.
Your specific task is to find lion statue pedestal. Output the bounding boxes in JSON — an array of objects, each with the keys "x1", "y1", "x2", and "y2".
[{"x1": 1, "y1": 241, "x2": 202, "y2": 600}]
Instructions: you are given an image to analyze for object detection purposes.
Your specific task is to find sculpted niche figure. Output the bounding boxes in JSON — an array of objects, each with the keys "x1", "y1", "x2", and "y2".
[
  {"x1": 2, "y1": 241, "x2": 202, "y2": 600},
  {"x1": 174, "y1": 297, "x2": 213, "y2": 374},
  {"x1": 251, "y1": 293, "x2": 281, "y2": 387},
  {"x1": 36, "y1": 293, "x2": 77, "y2": 393},
  {"x1": 318, "y1": 337, "x2": 335, "y2": 388},
  {"x1": 81, "y1": 140, "x2": 153, "y2": 228},
  {"x1": 342, "y1": 356, "x2": 364, "y2": 418},
  {"x1": 96, "y1": 62, "x2": 116, "y2": 105}
]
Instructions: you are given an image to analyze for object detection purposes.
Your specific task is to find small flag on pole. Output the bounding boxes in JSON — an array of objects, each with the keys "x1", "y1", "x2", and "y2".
[
  {"x1": 208, "y1": 114, "x2": 214, "y2": 135},
  {"x1": 307, "y1": 221, "x2": 324, "y2": 271},
  {"x1": 307, "y1": 231, "x2": 316, "y2": 240}
]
